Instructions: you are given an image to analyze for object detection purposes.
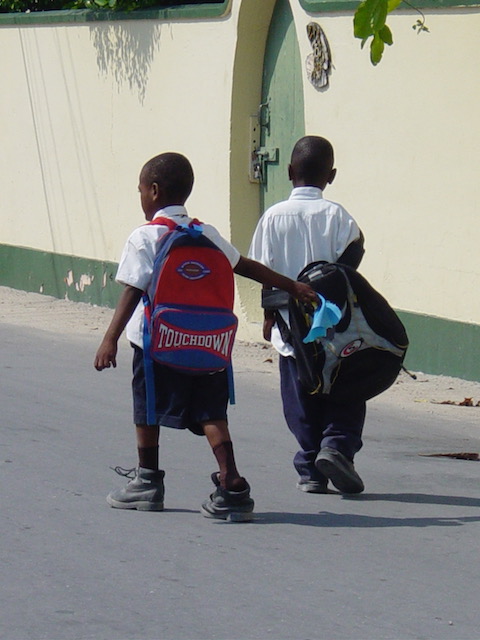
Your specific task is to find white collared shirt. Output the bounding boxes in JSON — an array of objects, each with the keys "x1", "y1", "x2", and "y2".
[
  {"x1": 116, "y1": 205, "x2": 240, "y2": 348},
  {"x1": 248, "y1": 187, "x2": 362, "y2": 356}
]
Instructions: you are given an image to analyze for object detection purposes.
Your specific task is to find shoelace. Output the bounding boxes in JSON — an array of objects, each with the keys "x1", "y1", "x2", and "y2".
[{"x1": 110, "y1": 466, "x2": 136, "y2": 479}]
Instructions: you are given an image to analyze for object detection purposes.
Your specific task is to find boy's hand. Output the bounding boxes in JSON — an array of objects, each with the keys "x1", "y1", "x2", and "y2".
[
  {"x1": 94, "y1": 338, "x2": 118, "y2": 371},
  {"x1": 291, "y1": 281, "x2": 317, "y2": 304},
  {"x1": 93, "y1": 285, "x2": 143, "y2": 371}
]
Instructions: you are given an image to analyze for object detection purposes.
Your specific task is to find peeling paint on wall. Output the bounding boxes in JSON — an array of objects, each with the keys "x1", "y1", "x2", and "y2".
[
  {"x1": 65, "y1": 270, "x2": 74, "y2": 287},
  {"x1": 64, "y1": 270, "x2": 94, "y2": 293},
  {"x1": 76, "y1": 274, "x2": 94, "y2": 292},
  {"x1": 0, "y1": 244, "x2": 121, "y2": 307}
]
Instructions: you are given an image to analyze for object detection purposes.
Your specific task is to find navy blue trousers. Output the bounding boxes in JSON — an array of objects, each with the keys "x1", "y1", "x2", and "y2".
[{"x1": 279, "y1": 355, "x2": 366, "y2": 480}]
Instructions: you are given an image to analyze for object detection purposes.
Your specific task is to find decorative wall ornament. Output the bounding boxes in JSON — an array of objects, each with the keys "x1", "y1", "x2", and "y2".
[{"x1": 305, "y1": 22, "x2": 332, "y2": 90}]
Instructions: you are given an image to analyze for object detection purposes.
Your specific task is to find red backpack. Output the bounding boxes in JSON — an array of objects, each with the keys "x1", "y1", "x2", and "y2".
[{"x1": 142, "y1": 217, "x2": 237, "y2": 423}]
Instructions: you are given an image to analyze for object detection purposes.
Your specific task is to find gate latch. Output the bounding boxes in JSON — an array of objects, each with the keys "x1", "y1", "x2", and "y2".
[
  {"x1": 249, "y1": 105, "x2": 279, "y2": 184},
  {"x1": 251, "y1": 147, "x2": 279, "y2": 183}
]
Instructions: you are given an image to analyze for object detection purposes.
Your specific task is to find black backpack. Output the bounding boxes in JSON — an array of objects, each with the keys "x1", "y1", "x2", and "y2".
[{"x1": 262, "y1": 262, "x2": 409, "y2": 404}]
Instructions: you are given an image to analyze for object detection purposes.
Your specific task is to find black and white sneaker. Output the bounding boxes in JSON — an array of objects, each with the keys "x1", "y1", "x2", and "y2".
[{"x1": 106, "y1": 466, "x2": 165, "y2": 511}]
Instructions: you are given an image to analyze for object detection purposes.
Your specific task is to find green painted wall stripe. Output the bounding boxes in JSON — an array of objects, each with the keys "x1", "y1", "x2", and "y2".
[
  {"x1": 0, "y1": 244, "x2": 121, "y2": 308},
  {"x1": 1, "y1": 244, "x2": 479, "y2": 382},
  {"x1": 0, "y1": 0, "x2": 230, "y2": 25},
  {"x1": 299, "y1": 0, "x2": 480, "y2": 10},
  {"x1": 398, "y1": 311, "x2": 480, "y2": 382}
]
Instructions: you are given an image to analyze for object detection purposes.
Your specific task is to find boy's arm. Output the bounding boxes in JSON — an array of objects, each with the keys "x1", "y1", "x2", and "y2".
[
  {"x1": 337, "y1": 231, "x2": 365, "y2": 269},
  {"x1": 234, "y1": 256, "x2": 316, "y2": 304},
  {"x1": 94, "y1": 285, "x2": 143, "y2": 371}
]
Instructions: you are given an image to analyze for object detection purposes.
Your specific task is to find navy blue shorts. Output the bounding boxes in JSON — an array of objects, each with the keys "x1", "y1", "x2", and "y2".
[{"x1": 131, "y1": 344, "x2": 229, "y2": 435}]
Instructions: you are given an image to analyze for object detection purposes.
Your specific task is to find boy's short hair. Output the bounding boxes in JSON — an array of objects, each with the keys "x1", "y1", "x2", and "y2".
[
  {"x1": 290, "y1": 136, "x2": 334, "y2": 184},
  {"x1": 141, "y1": 152, "x2": 194, "y2": 202}
]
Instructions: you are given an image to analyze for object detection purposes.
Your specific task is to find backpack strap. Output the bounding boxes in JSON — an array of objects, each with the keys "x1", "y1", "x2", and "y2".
[
  {"x1": 142, "y1": 298, "x2": 157, "y2": 425},
  {"x1": 146, "y1": 216, "x2": 204, "y2": 230},
  {"x1": 146, "y1": 216, "x2": 177, "y2": 229}
]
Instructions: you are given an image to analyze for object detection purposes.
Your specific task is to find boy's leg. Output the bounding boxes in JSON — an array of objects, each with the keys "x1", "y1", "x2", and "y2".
[
  {"x1": 279, "y1": 355, "x2": 365, "y2": 493},
  {"x1": 279, "y1": 355, "x2": 328, "y2": 491},
  {"x1": 315, "y1": 400, "x2": 366, "y2": 494},
  {"x1": 106, "y1": 345, "x2": 165, "y2": 511},
  {"x1": 318, "y1": 401, "x2": 365, "y2": 461},
  {"x1": 201, "y1": 419, "x2": 254, "y2": 521},
  {"x1": 106, "y1": 420, "x2": 165, "y2": 510},
  {"x1": 202, "y1": 420, "x2": 246, "y2": 492},
  {"x1": 136, "y1": 424, "x2": 160, "y2": 470}
]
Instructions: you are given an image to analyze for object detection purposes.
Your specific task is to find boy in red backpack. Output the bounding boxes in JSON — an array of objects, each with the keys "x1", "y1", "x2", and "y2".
[{"x1": 94, "y1": 152, "x2": 316, "y2": 520}]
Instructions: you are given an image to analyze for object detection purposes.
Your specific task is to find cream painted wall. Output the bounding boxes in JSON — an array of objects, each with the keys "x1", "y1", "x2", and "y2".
[
  {"x1": 2, "y1": 1, "x2": 479, "y2": 334},
  {"x1": 290, "y1": 4, "x2": 480, "y2": 326},
  {"x1": 1, "y1": 12, "x2": 240, "y2": 263}
]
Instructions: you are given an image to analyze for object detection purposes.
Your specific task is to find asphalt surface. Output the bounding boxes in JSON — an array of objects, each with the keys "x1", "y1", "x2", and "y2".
[{"x1": 1, "y1": 322, "x2": 479, "y2": 640}]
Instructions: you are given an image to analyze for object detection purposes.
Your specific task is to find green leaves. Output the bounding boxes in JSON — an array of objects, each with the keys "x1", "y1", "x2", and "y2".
[
  {"x1": 354, "y1": 0, "x2": 430, "y2": 64},
  {"x1": 354, "y1": 0, "x2": 386, "y2": 40},
  {"x1": 353, "y1": 0, "x2": 396, "y2": 65}
]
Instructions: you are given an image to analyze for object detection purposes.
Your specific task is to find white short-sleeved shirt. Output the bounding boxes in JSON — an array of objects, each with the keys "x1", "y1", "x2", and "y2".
[
  {"x1": 248, "y1": 186, "x2": 362, "y2": 357},
  {"x1": 116, "y1": 205, "x2": 241, "y2": 348}
]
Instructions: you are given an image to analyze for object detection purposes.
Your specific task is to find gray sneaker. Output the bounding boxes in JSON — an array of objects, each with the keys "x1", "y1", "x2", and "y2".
[
  {"x1": 201, "y1": 473, "x2": 254, "y2": 522},
  {"x1": 106, "y1": 466, "x2": 165, "y2": 511},
  {"x1": 315, "y1": 448, "x2": 364, "y2": 494}
]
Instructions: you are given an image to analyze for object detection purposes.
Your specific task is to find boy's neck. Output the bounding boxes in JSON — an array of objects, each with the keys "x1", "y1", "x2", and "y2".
[
  {"x1": 146, "y1": 201, "x2": 187, "y2": 222},
  {"x1": 292, "y1": 180, "x2": 326, "y2": 191},
  {"x1": 155, "y1": 200, "x2": 186, "y2": 211}
]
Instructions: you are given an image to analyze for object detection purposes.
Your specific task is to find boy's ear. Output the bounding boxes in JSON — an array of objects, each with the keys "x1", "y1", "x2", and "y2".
[
  {"x1": 328, "y1": 168, "x2": 337, "y2": 185},
  {"x1": 151, "y1": 182, "x2": 159, "y2": 198},
  {"x1": 288, "y1": 164, "x2": 294, "y2": 182}
]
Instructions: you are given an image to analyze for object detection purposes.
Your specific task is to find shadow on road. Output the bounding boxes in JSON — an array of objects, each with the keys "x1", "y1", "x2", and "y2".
[
  {"x1": 343, "y1": 493, "x2": 480, "y2": 507},
  {"x1": 247, "y1": 505, "x2": 480, "y2": 528}
]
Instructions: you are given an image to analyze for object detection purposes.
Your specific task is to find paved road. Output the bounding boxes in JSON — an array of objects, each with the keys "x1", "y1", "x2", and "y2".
[{"x1": 1, "y1": 322, "x2": 479, "y2": 640}]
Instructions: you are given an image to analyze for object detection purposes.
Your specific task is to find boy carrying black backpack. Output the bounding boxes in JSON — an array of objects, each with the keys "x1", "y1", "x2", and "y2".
[
  {"x1": 94, "y1": 152, "x2": 316, "y2": 521},
  {"x1": 250, "y1": 136, "x2": 377, "y2": 495}
]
